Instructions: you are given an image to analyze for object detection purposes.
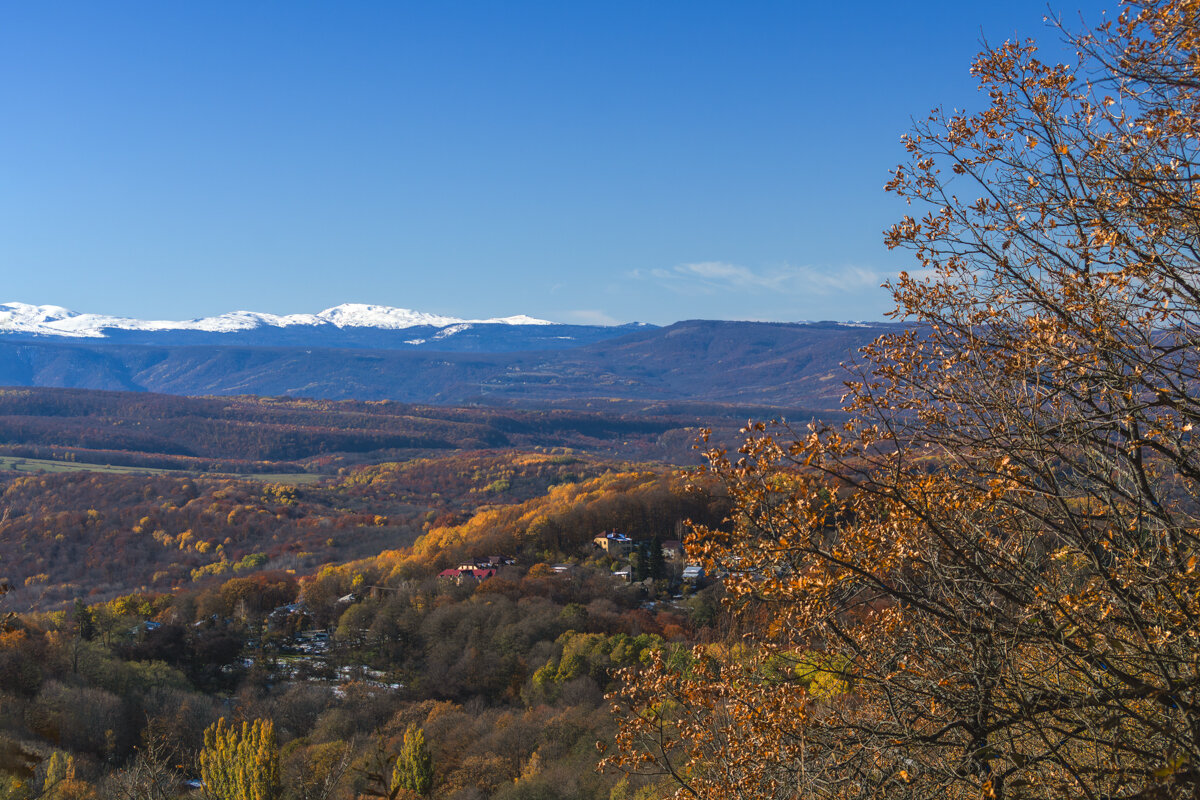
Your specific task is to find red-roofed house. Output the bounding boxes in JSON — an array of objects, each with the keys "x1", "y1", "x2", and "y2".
[{"x1": 438, "y1": 567, "x2": 497, "y2": 584}]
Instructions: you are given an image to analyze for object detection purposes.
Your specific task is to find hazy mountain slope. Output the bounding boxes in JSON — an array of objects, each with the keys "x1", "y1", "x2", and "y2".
[
  {"x1": 535, "y1": 320, "x2": 888, "y2": 406},
  {"x1": 0, "y1": 320, "x2": 902, "y2": 408}
]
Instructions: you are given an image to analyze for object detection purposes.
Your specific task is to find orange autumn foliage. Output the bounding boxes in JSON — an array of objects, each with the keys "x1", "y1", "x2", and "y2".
[{"x1": 608, "y1": 2, "x2": 1200, "y2": 798}]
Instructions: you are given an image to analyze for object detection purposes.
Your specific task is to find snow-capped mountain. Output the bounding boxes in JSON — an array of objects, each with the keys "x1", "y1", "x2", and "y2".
[
  {"x1": 0, "y1": 302, "x2": 642, "y2": 353},
  {"x1": 0, "y1": 302, "x2": 553, "y2": 339}
]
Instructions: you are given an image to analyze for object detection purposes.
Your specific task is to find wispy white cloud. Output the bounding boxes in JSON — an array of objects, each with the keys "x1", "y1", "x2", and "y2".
[{"x1": 634, "y1": 261, "x2": 889, "y2": 296}]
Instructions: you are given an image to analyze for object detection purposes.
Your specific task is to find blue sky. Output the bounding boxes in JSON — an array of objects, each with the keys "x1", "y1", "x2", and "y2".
[{"x1": 0, "y1": 1, "x2": 1105, "y2": 325}]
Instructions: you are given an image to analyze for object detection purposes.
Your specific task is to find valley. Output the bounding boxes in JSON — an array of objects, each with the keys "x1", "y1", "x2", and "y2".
[
  {"x1": 0, "y1": 383, "x2": 734, "y2": 800},
  {"x1": 0, "y1": 311, "x2": 879, "y2": 800}
]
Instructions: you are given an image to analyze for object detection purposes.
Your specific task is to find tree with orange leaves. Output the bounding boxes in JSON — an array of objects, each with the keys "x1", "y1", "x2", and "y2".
[{"x1": 607, "y1": 2, "x2": 1200, "y2": 798}]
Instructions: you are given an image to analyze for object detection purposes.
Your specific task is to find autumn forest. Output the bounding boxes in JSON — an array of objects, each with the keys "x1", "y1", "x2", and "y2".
[{"x1": 6, "y1": 1, "x2": 1200, "y2": 799}]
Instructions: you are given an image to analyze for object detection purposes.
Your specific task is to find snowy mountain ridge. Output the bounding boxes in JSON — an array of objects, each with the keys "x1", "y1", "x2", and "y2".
[{"x1": 0, "y1": 302, "x2": 553, "y2": 339}]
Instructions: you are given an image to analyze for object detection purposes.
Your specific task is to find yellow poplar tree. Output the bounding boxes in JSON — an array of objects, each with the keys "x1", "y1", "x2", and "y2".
[
  {"x1": 390, "y1": 725, "x2": 434, "y2": 798},
  {"x1": 199, "y1": 719, "x2": 281, "y2": 800}
]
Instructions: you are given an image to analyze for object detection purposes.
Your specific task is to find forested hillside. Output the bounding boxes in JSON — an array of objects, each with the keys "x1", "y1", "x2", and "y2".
[
  {"x1": 0, "y1": 386, "x2": 800, "y2": 471},
  {"x1": 0, "y1": 451, "x2": 720, "y2": 611},
  {"x1": 0, "y1": 444, "x2": 728, "y2": 800}
]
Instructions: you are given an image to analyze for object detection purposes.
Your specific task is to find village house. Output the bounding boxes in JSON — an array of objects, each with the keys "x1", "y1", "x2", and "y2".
[
  {"x1": 593, "y1": 531, "x2": 634, "y2": 556},
  {"x1": 438, "y1": 566, "x2": 497, "y2": 584}
]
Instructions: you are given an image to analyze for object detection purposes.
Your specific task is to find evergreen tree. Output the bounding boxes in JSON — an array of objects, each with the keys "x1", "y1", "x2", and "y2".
[
  {"x1": 630, "y1": 548, "x2": 646, "y2": 582},
  {"x1": 71, "y1": 599, "x2": 94, "y2": 641},
  {"x1": 646, "y1": 538, "x2": 665, "y2": 581}
]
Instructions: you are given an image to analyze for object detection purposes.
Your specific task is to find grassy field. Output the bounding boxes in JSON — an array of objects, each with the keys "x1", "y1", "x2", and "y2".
[
  {"x1": 0, "y1": 456, "x2": 323, "y2": 484},
  {"x1": 218, "y1": 472, "x2": 325, "y2": 485},
  {"x1": 0, "y1": 456, "x2": 174, "y2": 476}
]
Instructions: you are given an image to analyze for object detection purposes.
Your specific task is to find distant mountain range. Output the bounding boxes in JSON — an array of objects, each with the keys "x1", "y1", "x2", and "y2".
[
  {"x1": 0, "y1": 303, "x2": 905, "y2": 409},
  {"x1": 0, "y1": 302, "x2": 647, "y2": 351}
]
